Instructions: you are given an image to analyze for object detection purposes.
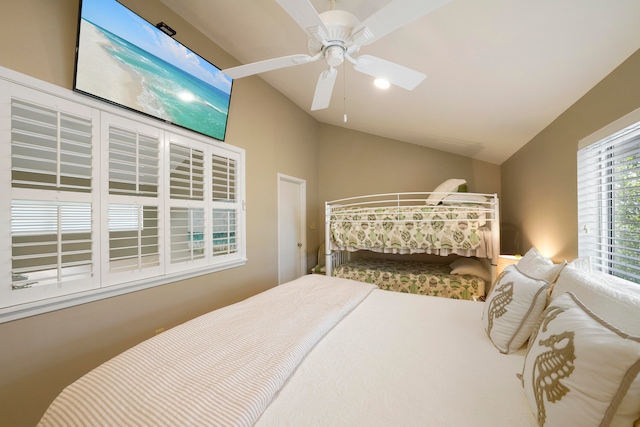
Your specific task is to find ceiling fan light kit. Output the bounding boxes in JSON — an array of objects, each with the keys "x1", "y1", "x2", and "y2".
[{"x1": 222, "y1": 0, "x2": 451, "y2": 111}]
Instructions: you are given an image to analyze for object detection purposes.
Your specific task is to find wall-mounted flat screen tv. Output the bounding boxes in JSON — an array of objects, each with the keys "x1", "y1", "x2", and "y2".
[{"x1": 74, "y1": 0, "x2": 233, "y2": 141}]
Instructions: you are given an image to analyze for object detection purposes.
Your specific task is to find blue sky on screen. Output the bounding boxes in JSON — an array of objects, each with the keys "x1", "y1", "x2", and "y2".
[{"x1": 81, "y1": 0, "x2": 232, "y2": 93}]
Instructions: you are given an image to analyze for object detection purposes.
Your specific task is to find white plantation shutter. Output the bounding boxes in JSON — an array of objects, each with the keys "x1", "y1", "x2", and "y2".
[
  {"x1": 578, "y1": 118, "x2": 640, "y2": 284},
  {"x1": 212, "y1": 154, "x2": 239, "y2": 256},
  {"x1": 170, "y1": 143, "x2": 204, "y2": 200},
  {"x1": 168, "y1": 137, "x2": 208, "y2": 267},
  {"x1": 108, "y1": 126, "x2": 159, "y2": 196},
  {"x1": 212, "y1": 154, "x2": 236, "y2": 202},
  {"x1": 11, "y1": 201, "x2": 92, "y2": 289},
  {"x1": 0, "y1": 71, "x2": 246, "y2": 320},
  {"x1": 213, "y1": 209, "x2": 237, "y2": 255},
  {"x1": 170, "y1": 207, "x2": 206, "y2": 263},
  {"x1": 8, "y1": 93, "x2": 96, "y2": 303},
  {"x1": 11, "y1": 98, "x2": 92, "y2": 192},
  {"x1": 103, "y1": 116, "x2": 162, "y2": 283}
]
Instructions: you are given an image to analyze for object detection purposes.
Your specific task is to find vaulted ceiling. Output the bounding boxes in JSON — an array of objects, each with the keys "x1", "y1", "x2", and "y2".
[{"x1": 160, "y1": 0, "x2": 640, "y2": 164}]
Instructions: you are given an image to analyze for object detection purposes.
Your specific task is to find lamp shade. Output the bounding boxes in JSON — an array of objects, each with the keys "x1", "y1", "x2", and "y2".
[{"x1": 497, "y1": 255, "x2": 520, "y2": 276}]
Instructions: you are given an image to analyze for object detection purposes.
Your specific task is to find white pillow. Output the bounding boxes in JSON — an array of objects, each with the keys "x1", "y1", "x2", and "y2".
[
  {"x1": 449, "y1": 258, "x2": 491, "y2": 282},
  {"x1": 551, "y1": 266, "x2": 640, "y2": 335},
  {"x1": 521, "y1": 292, "x2": 640, "y2": 427},
  {"x1": 426, "y1": 178, "x2": 466, "y2": 204},
  {"x1": 516, "y1": 247, "x2": 566, "y2": 283},
  {"x1": 482, "y1": 265, "x2": 549, "y2": 354},
  {"x1": 441, "y1": 193, "x2": 489, "y2": 204}
]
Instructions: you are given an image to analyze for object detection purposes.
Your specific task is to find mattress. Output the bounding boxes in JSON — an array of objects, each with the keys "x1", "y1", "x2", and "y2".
[{"x1": 333, "y1": 258, "x2": 486, "y2": 299}]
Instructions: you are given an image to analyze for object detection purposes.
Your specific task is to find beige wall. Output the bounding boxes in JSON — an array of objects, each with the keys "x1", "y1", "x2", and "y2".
[
  {"x1": 5, "y1": 0, "x2": 638, "y2": 424},
  {"x1": 0, "y1": 1, "x2": 500, "y2": 425},
  {"x1": 500, "y1": 48, "x2": 640, "y2": 262},
  {"x1": 317, "y1": 124, "x2": 500, "y2": 246},
  {"x1": 0, "y1": 1, "x2": 321, "y2": 426}
]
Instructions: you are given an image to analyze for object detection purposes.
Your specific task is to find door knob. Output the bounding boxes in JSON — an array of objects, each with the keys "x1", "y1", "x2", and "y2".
[{"x1": 297, "y1": 243, "x2": 302, "y2": 248}]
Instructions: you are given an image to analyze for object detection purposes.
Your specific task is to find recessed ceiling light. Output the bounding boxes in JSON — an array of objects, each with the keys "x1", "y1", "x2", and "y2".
[{"x1": 374, "y1": 78, "x2": 390, "y2": 89}]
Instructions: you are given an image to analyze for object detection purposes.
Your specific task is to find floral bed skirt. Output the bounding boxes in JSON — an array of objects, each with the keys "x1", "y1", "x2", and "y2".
[{"x1": 333, "y1": 258, "x2": 485, "y2": 300}]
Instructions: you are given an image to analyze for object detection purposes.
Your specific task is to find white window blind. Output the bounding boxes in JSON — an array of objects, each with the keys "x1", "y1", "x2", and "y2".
[{"x1": 578, "y1": 119, "x2": 640, "y2": 284}]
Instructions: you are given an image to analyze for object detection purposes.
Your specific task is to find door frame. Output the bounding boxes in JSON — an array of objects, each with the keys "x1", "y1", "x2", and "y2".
[{"x1": 277, "y1": 173, "x2": 307, "y2": 285}]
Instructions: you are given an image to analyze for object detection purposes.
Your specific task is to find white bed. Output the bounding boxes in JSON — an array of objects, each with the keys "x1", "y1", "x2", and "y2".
[
  {"x1": 255, "y1": 279, "x2": 535, "y2": 427},
  {"x1": 38, "y1": 263, "x2": 640, "y2": 427},
  {"x1": 37, "y1": 274, "x2": 536, "y2": 426}
]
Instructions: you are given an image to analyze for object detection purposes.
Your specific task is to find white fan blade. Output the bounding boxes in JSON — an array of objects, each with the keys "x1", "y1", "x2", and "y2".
[
  {"x1": 222, "y1": 54, "x2": 319, "y2": 79},
  {"x1": 275, "y1": 0, "x2": 329, "y2": 43},
  {"x1": 353, "y1": 55, "x2": 426, "y2": 90},
  {"x1": 352, "y1": 0, "x2": 451, "y2": 46},
  {"x1": 311, "y1": 67, "x2": 337, "y2": 111}
]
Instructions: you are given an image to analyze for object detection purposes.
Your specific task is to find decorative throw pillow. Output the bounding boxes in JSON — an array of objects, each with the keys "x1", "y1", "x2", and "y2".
[
  {"x1": 516, "y1": 247, "x2": 566, "y2": 283},
  {"x1": 482, "y1": 265, "x2": 549, "y2": 354},
  {"x1": 449, "y1": 257, "x2": 491, "y2": 282},
  {"x1": 521, "y1": 292, "x2": 640, "y2": 427},
  {"x1": 425, "y1": 178, "x2": 466, "y2": 204}
]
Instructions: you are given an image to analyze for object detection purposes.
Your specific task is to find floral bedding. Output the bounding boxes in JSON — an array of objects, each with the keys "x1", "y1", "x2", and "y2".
[
  {"x1": 332, "y1": 258, "x2": 485, "y2": 300},
  {"x1": 329, "y1": 205, "x2": 493, "y2": 257}
]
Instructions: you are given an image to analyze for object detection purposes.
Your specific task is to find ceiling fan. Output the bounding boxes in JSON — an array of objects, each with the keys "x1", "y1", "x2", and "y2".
[{"x1": 222, "y1": 0, "x2": 451, "y2": 111}]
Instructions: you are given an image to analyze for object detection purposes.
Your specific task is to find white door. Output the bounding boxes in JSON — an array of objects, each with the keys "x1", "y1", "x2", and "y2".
[{"x1": 278, "y1": 174, "x2": 306, "y2": 284}]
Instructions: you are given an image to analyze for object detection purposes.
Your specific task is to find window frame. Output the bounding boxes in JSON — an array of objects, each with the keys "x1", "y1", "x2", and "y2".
[
  {"x1": 577, "y1": 106, "x2": 640, "y2": 285},
  {"x1": 0, "y1": 66, "x2": 246, "y2": 323}
]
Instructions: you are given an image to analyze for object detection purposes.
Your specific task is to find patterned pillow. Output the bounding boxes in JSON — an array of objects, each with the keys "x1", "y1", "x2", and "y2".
[
  {"x1": 482, "y1": 265, "x2": 549, "y2": 354},
  {"x1": 521, "y1": 292, "x2": 640, "y2": 427}
]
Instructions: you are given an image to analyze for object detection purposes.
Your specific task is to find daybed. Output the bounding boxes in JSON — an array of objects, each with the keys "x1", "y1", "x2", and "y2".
[
  {"x1": 325, "y1": 183, "x2": 499, "y2": 299},
  {"x1": 37, "y1": 248, "x2": 640, "y2": 427}
]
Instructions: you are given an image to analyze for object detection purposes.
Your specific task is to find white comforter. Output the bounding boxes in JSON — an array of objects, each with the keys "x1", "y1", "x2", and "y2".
[
  {"x1": 38, "y1": 275, "x2": 375, "y2": 427},
  {"x1": 257, "y1": 284, "x2": 537, "y2": 426},
  {"x1": 38, "y1": 275, "x2": 537, "y2": 426}
]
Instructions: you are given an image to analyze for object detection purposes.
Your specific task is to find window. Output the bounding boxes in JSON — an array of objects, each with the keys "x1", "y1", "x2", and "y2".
[
  {"x1": 0, "y1": 70, "x2": 246, "y2": 322},
  {"x1": 577, "y1": 112, "x2": 640, "y2": 284}
]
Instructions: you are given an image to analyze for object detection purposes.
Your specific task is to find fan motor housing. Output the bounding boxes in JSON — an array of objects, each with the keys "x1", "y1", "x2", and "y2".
[{"x1": 307, "y1": 9, "x2": 360, "y2": 56}]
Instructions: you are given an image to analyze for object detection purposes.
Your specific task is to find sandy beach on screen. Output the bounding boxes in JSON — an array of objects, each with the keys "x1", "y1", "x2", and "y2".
[{"x1": 76, "y1": 20, "x2": 144, "y2": 109}]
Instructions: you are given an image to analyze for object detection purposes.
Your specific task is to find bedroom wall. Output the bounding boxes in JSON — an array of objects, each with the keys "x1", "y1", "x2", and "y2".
[
  {"x1": 0, "y1": 1, "x2": 322, "y2": 426},
  {"x1": 316, "y1": 124, "x2": 501, "y2": 255},
  {"x1": 0, "y1": 1, "x2": 502, "y2": 425},
  {"x1": 500, "y1": 48, "x2": 640, "y2": 262}
]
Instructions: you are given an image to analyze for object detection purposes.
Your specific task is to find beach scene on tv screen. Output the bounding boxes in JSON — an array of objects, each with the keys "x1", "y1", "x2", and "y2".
[{"x1": 76, "y1": 0, "x2": 232, "y2": 141}]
